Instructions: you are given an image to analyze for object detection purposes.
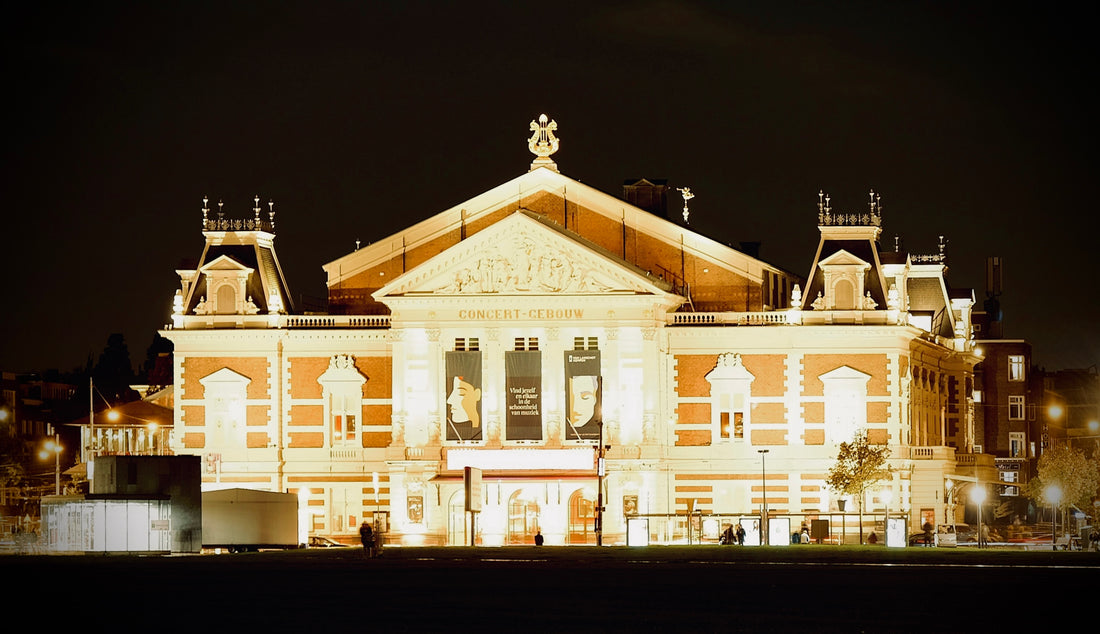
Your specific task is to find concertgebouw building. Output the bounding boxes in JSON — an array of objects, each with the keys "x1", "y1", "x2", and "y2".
[{"x1": 160, "y1": 115, "x2": 983, "y2": 546}]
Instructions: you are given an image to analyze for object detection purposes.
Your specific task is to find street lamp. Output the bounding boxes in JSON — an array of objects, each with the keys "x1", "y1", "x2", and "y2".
[
  {"x1": 882, "y1": 487, "x2": 893, "y2": 546},
  {"x1": 758, "y1": 449, "x2": 769, "y2": 545},
  {"x1": 970, "y1": 485, "x2": 986, "y2": 548},
  {"x1": 39, "y1": 434, "x2": 62, "y2": 495},
  {"x1": 1046, "y1": 484, "x2": 1062, "y2": 551}
]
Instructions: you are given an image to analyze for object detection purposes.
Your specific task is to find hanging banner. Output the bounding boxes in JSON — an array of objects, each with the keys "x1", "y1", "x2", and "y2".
[
  {"x1": 446, "y1": 351, "x2": 483, "y2": 441},
  {"x1": 563, "y1": 350, "x2": 602, "y2": 440},
  {"x1": 505, "y1": 351, "x2": 543, "y2": 440}
]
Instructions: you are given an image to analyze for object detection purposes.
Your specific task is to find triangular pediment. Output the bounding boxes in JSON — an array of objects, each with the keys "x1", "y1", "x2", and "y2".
[
  {"x1": 819, "y1": 249, "x2": 870, "y2": 268},
  {"x1": 199, "y1": 254, "x2": 254, "y2": 274},
  {"x1": 199, "y1": 367, "x2": 252, "y2": 387},
  {"x1": 374, "y1": 211, "x2": 676, "y2": 299},
  {"x1": 819, "y1": 365, "x2": 871, "y2": 382}
]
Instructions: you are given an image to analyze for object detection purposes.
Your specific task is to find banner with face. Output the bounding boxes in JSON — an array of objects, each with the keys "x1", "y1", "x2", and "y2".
[
  {"x1": 506, "y1": 351, "x2": 542, "y2": 440},
  {"x1": 445, "y1": 351, "x2": 482, "y2": 441},
  {"x1": 564, "y1": 350, "x2": 601, "y2": 440}
]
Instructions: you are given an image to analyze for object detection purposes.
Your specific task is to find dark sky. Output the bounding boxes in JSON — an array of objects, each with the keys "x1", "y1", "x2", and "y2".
[{"x1": 3, "y1": 2, "x2": 1095, "y2": 374}]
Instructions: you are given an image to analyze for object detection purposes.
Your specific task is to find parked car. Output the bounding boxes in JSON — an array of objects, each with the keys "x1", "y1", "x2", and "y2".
[
  {"x1": 908, "y1": 532, "x2": 934, "y2": 547},
  {"x1": 308, "y1": 535, "x2": 350, "y2": 548}
]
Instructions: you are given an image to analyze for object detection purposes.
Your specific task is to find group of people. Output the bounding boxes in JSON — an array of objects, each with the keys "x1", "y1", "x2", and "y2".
[{"x1": 720, "y1": 523, "x2": 747, "y2": 545}]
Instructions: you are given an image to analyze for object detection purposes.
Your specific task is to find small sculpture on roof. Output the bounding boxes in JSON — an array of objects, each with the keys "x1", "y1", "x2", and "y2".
[{"x1": 528, "y1": 114, "x2": 560, "y2": 171}]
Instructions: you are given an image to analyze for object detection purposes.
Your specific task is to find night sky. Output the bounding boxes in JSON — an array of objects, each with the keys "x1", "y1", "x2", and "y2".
[{"x1": 3, "y1": 2, "x2": 1094, "y2": 374}]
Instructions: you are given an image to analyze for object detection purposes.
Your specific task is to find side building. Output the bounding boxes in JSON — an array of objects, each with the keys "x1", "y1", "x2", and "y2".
[{"x1": 161, "y1": 116, "x2": 982, "y2": 546}]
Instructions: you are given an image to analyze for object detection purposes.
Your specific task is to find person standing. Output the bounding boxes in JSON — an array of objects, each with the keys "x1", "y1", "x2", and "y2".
[
  {"x1": 359, "y1": 521, "x2": 374, "y2": 558},
  {"x1": 534, "y1": 529, "x2": 544, "y2": 546},
  {"x1": 735, "y1": 522, "x2": 746, "y2": 546}
]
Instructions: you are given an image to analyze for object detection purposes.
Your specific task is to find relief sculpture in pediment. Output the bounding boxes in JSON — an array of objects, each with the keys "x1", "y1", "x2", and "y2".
[{"x1": 433, "y1": 232, "x2": 615, "y2": 294}]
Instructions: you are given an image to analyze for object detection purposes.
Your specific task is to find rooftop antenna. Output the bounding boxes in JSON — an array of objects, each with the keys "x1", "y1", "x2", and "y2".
[{"x1": 676, "y1": 187, "x2": 694, "y2": 223}]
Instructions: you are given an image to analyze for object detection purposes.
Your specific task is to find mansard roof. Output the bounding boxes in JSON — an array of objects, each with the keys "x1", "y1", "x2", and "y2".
[{"x1": 182, "y1": 238, "x2": 294, "y2": 314}]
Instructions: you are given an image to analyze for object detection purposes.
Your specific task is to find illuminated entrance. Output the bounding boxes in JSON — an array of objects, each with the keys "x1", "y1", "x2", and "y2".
[
  {"x1": 568, "y1": 488, "x2": 597, "y2": 544},
  {"x1": 507, "y1": 488, "x2": 540, "y2": 544},
  {"x1": 447, "y1": 491, "x2": 468, "y2": 546}
]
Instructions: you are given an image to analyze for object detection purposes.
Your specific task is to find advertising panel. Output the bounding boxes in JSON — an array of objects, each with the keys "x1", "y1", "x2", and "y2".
[
  {"x1": 446, "y1": 351, "x2": 483, "y2": 441},
  {"x1": 564, "y1": 350, "x2": 602, "y2": 440},
  {"x1": 505, "y1": 351, "x2": 542, "y2": 440}
]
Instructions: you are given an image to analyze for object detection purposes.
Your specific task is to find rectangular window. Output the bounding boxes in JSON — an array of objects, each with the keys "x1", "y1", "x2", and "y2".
[
  {"x1": 573, "y1": 336, "x2": 599, "y2": 350},
  {"x1": 1008, "y1": 355, "x2": 1025, "y2": 382},
  {"x1": 333, "y1": 413, "x2": 357, "y2": 444},
  {"x1": 455, "y1": 338, "x2": 480, "y2": 352},
  {"x1": 1002, "y1": 471, "x2": 1018, "y2": 496},
  {"x1": 720, "y1": 412, "x2": 730, "y2": 439},
  {"x1": 1008, "y1": 396, "x2": 1025, "y2": 421},
  {"x1": 513, "y1": 337, "x2": 539, "y2": 351},
  {"x1": 1009, "y1": 432, "x2": 1025, "y2": 458}
]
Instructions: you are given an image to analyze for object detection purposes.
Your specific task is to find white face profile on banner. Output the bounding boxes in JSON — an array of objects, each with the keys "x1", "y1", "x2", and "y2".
[
  {"x1": 564, "y1": 350, "x2": 601, "y2": 441},
  {"x1": 568, "y1": 375, "x2": 598, "y2": 426},
  {"x1": 446, "y1": 352, "x2": 483, "y2": 441}
]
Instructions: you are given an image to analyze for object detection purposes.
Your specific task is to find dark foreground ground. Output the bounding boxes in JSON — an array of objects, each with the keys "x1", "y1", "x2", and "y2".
[{"x1": 7, "y1": 545, "x2": 1097, "y2": 633}]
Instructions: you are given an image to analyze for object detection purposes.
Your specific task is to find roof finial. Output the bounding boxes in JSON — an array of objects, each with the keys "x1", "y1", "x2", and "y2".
[
  {"x1": 676, "y1": 187, "x2": 694, "y2": 223},
  {"x1": 254, "y1": 195, "x2": 261, "y2": 224},
  {"x1": 202, "y1": 196, "x2": 209, "y2": 228},
  {"x1": 268, "y1": 200, "x2": 275, "y2": 231},
  {"x1": 528, "y1": 114, "x2": 560, "y2": 172}
]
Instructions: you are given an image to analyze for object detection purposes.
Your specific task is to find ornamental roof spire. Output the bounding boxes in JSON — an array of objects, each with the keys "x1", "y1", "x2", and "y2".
[{"x1": 528, "y1": 114, "x2": 560, "y2": 172}]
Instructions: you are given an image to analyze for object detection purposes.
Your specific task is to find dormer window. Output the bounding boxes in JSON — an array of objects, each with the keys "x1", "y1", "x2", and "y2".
[
  {"x1": 198, "y1": 255, "x2": 255, "y2": 315},
  {"x1": 816, "y1": 250, "x2": 872, "y2": 310}
]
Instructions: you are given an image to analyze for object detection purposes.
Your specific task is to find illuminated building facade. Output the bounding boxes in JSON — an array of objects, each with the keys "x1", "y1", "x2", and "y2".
[{"x1": 161, "y1": 116, "x2": 980, "y2": 545}]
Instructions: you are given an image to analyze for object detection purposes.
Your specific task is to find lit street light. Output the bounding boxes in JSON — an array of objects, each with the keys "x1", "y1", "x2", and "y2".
[
  {"x1": 758, "y1": 449, "x2": 769, "y2": 545},
  {"x1": 39, "y1": 434, "x2": 62, "y2": 495},
  {"x1": 1046, "y1": 484, "x2": 1062, "y2": 551},
  {"x1": 970, "y1": 485, "x2": 986, "y2": 548}
]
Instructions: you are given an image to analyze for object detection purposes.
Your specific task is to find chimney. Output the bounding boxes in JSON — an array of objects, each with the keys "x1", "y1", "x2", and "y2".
[{"x1": 622, "y1": 178, "x2": 670, "y2": 219}]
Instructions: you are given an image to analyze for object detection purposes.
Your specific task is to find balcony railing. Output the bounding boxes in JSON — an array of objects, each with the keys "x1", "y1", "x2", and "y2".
[
  {"x1": 667, "y1": 312, "x2": 789, "y2": 326},
  {"x1": 168, "y1": 314, "x2": 391, "y2": 330}
]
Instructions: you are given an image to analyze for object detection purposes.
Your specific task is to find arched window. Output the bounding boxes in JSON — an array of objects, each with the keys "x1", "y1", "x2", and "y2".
[
  {"x1": 507, "y1": 488, "x2": 541, "y2": 545},
  {"x1": 216, "y1": 284, "x2": 236, "y2": 314},
  {"x1": 567, "y1": 488, "x2": 596, "y2": 544},
  {"x1": 833, "y1": 279, "x2": 855, "y2": 310}
]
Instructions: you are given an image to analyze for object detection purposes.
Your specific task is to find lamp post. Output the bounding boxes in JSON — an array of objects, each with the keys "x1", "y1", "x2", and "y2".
[
  {"x1": 39, "y1": 434, "x2": 62, "y2": 495},
  {"x1": 882, "y1": 487, "x2": 893, "y2": 547},
  {"x1": 1046, "y1": 484, "x2": 1062, "y2": 551},
  {"x1": 758, "y1": 449, "x2": 769, "y2": 545},
  {"x1": 944, "y1": 478, "x2": 955, "y2": 530},
  {"x1": 970, "y1": 485, "x2": 986, "y2": 548},
  {"x1": 596, "y1": 420, "x2": 607, "y2": 547}
]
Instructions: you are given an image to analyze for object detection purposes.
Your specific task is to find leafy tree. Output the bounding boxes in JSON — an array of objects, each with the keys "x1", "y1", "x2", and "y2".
[
  {"x1": 1025, "y1": 444, "x2": 1100, "y2": 528},
  {"x1": 93, "y1": 333, "x2": 138, "y2": 405},
  {"x1": 826, "y1": 429, "x2": 891, "y2": 544},
  {"x1": 140, "y1": 333, "x2": 174, "y2": 395}
]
